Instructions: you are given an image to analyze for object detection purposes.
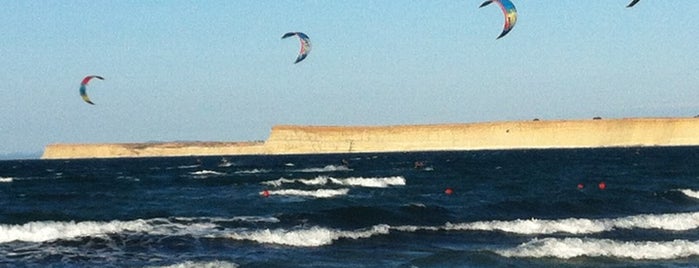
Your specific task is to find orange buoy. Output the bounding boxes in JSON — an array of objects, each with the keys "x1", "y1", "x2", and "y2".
[{"x1": 598, "y1": 181, "x2": 606, "y2": 190}]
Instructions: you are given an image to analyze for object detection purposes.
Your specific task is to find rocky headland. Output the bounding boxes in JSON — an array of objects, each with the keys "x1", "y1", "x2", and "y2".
[{"x1": 42, "y1": 117, "x2": 699, "y2": 159}]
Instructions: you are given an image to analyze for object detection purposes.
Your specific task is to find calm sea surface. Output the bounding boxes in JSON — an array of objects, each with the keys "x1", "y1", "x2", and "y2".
[{"x1": 1, "y1": 147, "x2": 699, "y2": 267}]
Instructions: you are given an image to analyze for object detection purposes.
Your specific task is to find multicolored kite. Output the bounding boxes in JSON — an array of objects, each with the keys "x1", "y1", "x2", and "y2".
[
  {"x1": 79, "y1": 75, "x2": 104, "y2": 105},
  {"x1": 282, "y1": 32, "x2": 311, "y2": 64},
  {"x1": 480, "y1": 0, "x2": 517, "y2": 39},
  {"x1": 627, "y1": 0, "x2": 640, "y2": 7}
]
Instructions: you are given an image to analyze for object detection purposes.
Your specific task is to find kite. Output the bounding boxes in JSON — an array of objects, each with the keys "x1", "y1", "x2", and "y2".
[
  {"x1": 79, "y1": 75, "x2": 104, "y2": 105},
  {"x1": 282, "y1": 32, "x2": 311, "y2": 64},
  {"x1": 480, "y1": 0, "x2": 517, "y2": 39},
  {"x1": 627, "y1": 0, "x2": 640, "y2": 7}
]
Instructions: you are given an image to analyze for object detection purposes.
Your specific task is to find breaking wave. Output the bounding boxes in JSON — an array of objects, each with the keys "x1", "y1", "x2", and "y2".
[
  {"x1": 262, "y1": 176, "x2": 405, "y2": 188},
  {"x1": 496, "y1": 237, "x2": 699, "y2": 260},
  {"x1": 263, "y1": 188, "x2": 350, "y2": 198},
  {"x1": 0, "y1": 216, "x2": 275, "y2": 244},
  {"x1": 394, "y1": 211, "x2": 699, "y2": 235},
  {"x1": 5, "y1": 211, "x2": 699, "y2": 257},
  {"x1": 234, "y1": 168, "x2": 270, "y2": 174},
  {"x1": 226, "y1": 224, "x2": 390, "y2": 247},
  {"x1": 148, "y1": 261, "x2": 239, "y2": 268},
  {"x1": 189, "y1": 170, "x2": 226, "y2": 178},
  {"x1": 0, "y1": 220, "x2": 153, "y2": 243},
  {"x1": 679, "y1": 189, "x2": 699, "y2": 199},
  {"x1": 177, "y1": 164, "x2": 200, "y2": 169},
  {"x1": 0, "y1": 177, "x2": 13, "y2": 183},
  {"x1": 295, "y1": 165, "x2": 352, "y2": 173}
]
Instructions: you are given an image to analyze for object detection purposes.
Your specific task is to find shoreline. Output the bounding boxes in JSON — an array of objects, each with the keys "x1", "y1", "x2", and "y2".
[{"x1": 41, "y1": 117, "x2": 699, "y2": 159}]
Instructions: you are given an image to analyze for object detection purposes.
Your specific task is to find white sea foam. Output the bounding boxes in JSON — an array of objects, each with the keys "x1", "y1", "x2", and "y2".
[
  {"x1": 148, "y1": 260, "x2": 239, "y2": 268},
  {"x1": 0, "y1": 177, "x2": 13, "y2": 183},
  {"x1": 171, "y1": 216, "x2": 280, "y2": 224},
  {"x1": 679, "y1": 189, "x2": 699, "y2": 199},
  {"x1": 234, "y1": 168, "x2": 270, "y2": 174},
  {"x1": 336, "y1": 176, "x2": 406, "y2": 188},
  {"x1": 229, "y1": 216, "x2": 280, "y2": 223},
  {"x1": 497, "y1": 237, "x2": 699, "y2": 260},
  {"x1": 0, "y1": 217, "x2": 256, "y2": 244},
  {"x1": 262, "y1": 176, "x2": 405, "y2": 188},
  {"x1": 394, "y1": 211, "x2": 699, "y2": 235},
  {"x1": 190, "y1": 170, "x2": 225, "y2": 175},
  {"x1": 0, "y1": 220, "x2": 152, "y2": 243},
  {"x1": 218, "y1": 158, "x2": 234, "y2": 167},
  {"x1": 116, "y1": 175, "x2": 140, "y2": 182},
  {"x1": 261, "y1": 178, "x2": 298, "y2": 187},
  {"x1": 226, "y1": 224, "x2": 390, "y2": 247},
  {"x1": 177, "y1": 164, "x2": 200, "y2": 169},
  {"x1": 296, "y1": 165, "x2": 352, "y2": 173},
  {"x1": 265, "y1": 188, "x2": 350, "y2": 198},
  {"x1": 189, "y1": 170, "x2": 226, "y2": 179}
]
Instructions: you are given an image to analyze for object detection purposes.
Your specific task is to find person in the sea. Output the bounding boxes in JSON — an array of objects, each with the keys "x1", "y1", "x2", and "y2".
[{"x1": 414, "y1": 161, "x2": 425, "y2": 169}]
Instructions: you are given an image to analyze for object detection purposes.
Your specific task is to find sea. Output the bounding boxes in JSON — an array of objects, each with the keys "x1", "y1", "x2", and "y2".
[{"x1": 1, "y1": 147, "x2": 699, "y2": 267}]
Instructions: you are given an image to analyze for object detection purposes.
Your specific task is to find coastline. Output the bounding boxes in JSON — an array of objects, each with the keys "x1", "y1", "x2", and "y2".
[{"x1": 41, "y1": 117, "x2": 699, "y2": 159}]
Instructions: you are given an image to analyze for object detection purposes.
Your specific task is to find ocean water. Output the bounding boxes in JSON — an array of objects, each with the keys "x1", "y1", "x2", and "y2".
[{"x1": 1, "y1": 147, "x2": 699, "y2": 267}]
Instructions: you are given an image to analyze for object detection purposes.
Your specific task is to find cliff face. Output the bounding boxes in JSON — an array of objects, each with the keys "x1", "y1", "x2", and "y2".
[
  {"x1": 42, "y1": 141, "x2": 266, "y2": 159},
  {"x1": 42, "y1": 117, "x2": 699, "y2": 159}
]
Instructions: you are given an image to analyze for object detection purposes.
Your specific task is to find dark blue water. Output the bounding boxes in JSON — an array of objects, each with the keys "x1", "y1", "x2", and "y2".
[{"x1": 1, "y1": 147, "x2": 699, "y2": 267}]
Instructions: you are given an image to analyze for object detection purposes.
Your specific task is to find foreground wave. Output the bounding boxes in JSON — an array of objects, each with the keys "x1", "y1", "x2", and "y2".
[
  {"x1": 399, "y1": 211, "x2": 699, "y2": 234},
  {"x1": 147, "y1": 260, "x2": 239, "y2": 268},
  {"x1": 226, "y1": 225, "x2": 390, "y2": 247},
  {"x1": 498, "y1": 238, "x2": 699, "y2": 260},
  {"x1": 4, "y1": 210, "x2": 697, "y2": 246}
]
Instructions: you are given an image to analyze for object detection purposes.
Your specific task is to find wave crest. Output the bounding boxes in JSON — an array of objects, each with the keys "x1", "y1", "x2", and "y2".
[
  {"x1": 189, "y1": 170, "x2": 226, "y2": 178},
  {"x1": 497, "y1": 237, "x2": 699, "y2": 260},
  {"x1": 295, "y1": 165, "x2": 352, "y2": 173},
  {"x1": 262, "y1": 176, "x2": 405, "y2": 188},
  {"x1": 679, "y1": 189, "x2": 699, "y2": 199},
  {"x1": 394, "y1": 211, "x2": 699, "y2": 235},
  {"x1": 148, "y1": 260, "x2": 239, "y2": 268},
  {"x1": 264, "y1": 188, "x2": 350, "y2": 198},
  {"x1": 226, "y1": 224, "x2": 390, "y2": 247},
  {"x1": 0, "y1": 220, "x2": 152, "y2": 243}
]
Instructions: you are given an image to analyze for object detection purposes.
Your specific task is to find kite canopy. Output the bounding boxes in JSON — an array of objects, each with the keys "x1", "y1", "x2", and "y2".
[
  {"x1": 480, "y1": 0, "x2": 517, "y2": 39},
  {"x1": 627, "y1": 0, "x2": 640, "y2": 8},
  {"x1": 282, "y1": 32, "x2": 311, "y2": 64},
  {"x1": 79, "y1": 75, "x2": 104, "y2": 105}
]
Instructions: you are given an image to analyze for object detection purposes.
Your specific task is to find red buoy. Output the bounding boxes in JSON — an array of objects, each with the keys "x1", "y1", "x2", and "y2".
[
  {"x1": 444, "y1": 188, "x2": 454, "y2": 195},
  {"x1": 577, "y1": 183, "x2": 584, "y2": 190},
  {"x1": 261, "y1": 190, "x2": 270, "y2": 197},
  {"x1": 598, "y1": 181, "x2": 606, "y2": 190}
]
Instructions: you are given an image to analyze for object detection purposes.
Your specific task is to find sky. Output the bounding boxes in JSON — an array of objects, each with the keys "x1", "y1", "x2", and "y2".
[{"x1": 1, "y1": 1, "x2": 697, "y2": 156}]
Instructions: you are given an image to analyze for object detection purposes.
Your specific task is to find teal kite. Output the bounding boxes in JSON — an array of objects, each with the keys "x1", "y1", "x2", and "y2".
[{"x1": 480, "y1": 0, "x2": 517, "y2": 39}]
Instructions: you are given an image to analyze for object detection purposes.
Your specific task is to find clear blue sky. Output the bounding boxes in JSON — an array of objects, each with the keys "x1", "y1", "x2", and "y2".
[{"x1": 1, "y1": 1, "x2": 697, "y2": 155}]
